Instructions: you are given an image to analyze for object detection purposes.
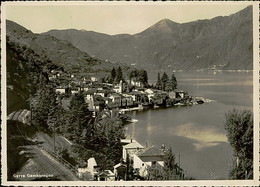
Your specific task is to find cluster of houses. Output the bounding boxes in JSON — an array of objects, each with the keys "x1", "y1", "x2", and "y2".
[
  {"x1": 53, "y1": 73, "x2": 188, "y2": 116},
  {"x1": 77, "y1": 139, "x2": 166, "y2": 181}
]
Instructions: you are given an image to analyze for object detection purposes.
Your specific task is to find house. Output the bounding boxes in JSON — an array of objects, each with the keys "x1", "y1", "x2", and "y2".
[
  {"x1": 109, "y1": 93, "x2": 122, "y2": 107},
  {"x1": 91, "y1": 76, "x2": 98, "y2": 82},
  {"x1": 150, "y1": 96, "x2": 164, "y2": 105},
  {"x1": 96, "y1": 90, "x2": 107, "y2": 98},
  {"x1": 122, "y1": 140, "x2": 144, "y2": 162},
  {"x1": 97, "y1": 170, "x2": 115, "y2": 181},
  {"x1": 133, "y1": 146, "x2": 166, "y2": 177},
  {"x1": 85, "y1": 88, "x2": 97, "y2": 100},
  {"x1": 113, "y1": 163, "x2": 127, "y2": 181},
  {"x1": 121, "y1": 96, "x2": 127, "y2": 107},
  {"x1": 145, "y1": 89, "x2": 156, "y2": 102},
  {"x1": 169, "y1": 91, "x2": 176, "y2": 99},
  {"x1": 128, "y1": 91, "x2": 141, "y2": 103},
  {"x1": 87, "y1": 158, "x2": 98, "y2": 177},
  {"x1": 174, "y1": 89, "x2": 186, "y2": 99},
  {"x1": 128, "y1": 79, "x2": 142, "y2": 87},
  {"x1": 145, "y1": 89, "x2": 155, "y2": 95},
  {"x1": 71, "y1": 89, "x2": 79, "y2": 95},
  {"x1": 125, "y1": 95, "x2": 134, "y2": 107},
  {"x1": 55, "y1": 87, "x2": 66, "y2": 94}
]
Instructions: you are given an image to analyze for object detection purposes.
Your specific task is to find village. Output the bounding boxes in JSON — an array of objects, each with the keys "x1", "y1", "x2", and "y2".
[{"x1": 51, "y1": 69, "x2": 205, "y2": 118}]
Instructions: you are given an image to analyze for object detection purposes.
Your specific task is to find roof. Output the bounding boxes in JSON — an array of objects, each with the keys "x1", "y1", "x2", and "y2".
[
  {"x1": 88, "y1": 158, "x2": 97, "y2": 166},
  {"x1": 85, "y1": 88, "x2": 98, "y2": 94},
  {"x1": 138, "y1": 146, "x2": 165, "y2": 157},
  {"x1": 7, "y1": 109, "x2": 30, "y2": 124},
  {"x1": 110, "y1": 93, "x2": 121, "y2": 98},
  {"x1": 174, "y1": 89, "x2": 185, "y2": 93},
  {"x1": 121, "y1": 139, "x2": 137, "y2": 144},
  {"x1": 114, "y1": 163, "x2": 127, "y2": 169},
  {"x1": 98, "y1": 170, "x2": 115, "y2": 177},
  {"x1": 123, "y1": 142, "x2": 144, "y2": 149}
]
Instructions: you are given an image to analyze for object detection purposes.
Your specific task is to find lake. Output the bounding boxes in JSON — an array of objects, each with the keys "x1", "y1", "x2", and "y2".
[{"x1": 125, "y1": 71, "x2": 253, "y2": 180}]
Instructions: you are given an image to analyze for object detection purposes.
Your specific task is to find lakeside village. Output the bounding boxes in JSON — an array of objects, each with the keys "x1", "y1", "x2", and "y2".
[
  {"x1": 8, "y1": 67, "x2": 206, "y2": 181},
  {"x1": 52, "y1": 68, "x2": 205, "y2": 117}
]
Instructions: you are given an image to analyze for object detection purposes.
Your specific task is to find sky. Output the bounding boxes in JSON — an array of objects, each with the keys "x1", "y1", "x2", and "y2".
[{"x1": 6, "y1": 3, "x2": 250, "y2": 35}]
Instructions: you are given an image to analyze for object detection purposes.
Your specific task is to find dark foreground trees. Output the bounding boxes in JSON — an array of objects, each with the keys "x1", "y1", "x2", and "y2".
[{"x1": 224, "y1": 108, "x2": 253, "y2": 179}]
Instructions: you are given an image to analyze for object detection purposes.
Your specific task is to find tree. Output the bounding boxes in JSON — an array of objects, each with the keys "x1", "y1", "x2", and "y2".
[
  {"x1": 115, "y1": 66, "x2": 123, "y2": 84},
  {"x1": 32, "y1": 81, "x2": 57, "y2": 131},
  {"x1": 224, "y1": 108, "x2": 253, "y2": 179},
  {"x1": 163, "y1": 147, "x2": 176, "y2": 180},
  {"x1": 169, "y1": 73, "x2": 177, "y2": 91},
  {"x1": 138, "y1": 69, "x2": 148, "y2": 87},
  {"x1": 161, "y1": 72, "x2": 169, "y2": 91},
  {"x1": 68, "y1": 93, "x2": 93, "y2": 143},
  {"x1": 156, "y1": 73, "x2": 162, "y2": 90},
  {"x1": 110, "y1": 68, "x2": 116, "y2": 83}
]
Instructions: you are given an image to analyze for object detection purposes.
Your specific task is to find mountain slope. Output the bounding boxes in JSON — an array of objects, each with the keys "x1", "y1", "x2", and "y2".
[
  {"x1": 6, "y1": 20, "x2": 129, "y2": 74},
  {"x1": 44, "y1": 6, "x2": 253, "y2": 71}
]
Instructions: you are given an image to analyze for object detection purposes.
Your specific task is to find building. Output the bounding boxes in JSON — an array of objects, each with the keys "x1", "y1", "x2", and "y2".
[
  {"x1": 109, "y1": 93, "x2": 122, "y2": 107},
  {"x1": 174, "y1": 89, "x2": 186, "y2": 99},
  {"x1": 113, "y1": 163, "x2": 127, "y2": 181},
  {"x1": 133, "y1": 146, "x2": 166, "y2": 176},
  {"x1": 97, "y1": 170, "x2": 115, "y2": 181},
  {"x1": 91, "y1": 76, "x2": 98, "y2": 82},
  {"x1": 87, "y1": 158, "x2": 98, "y2": 177},
  {"x1": 122, "y1": 140, "x2": 144, "y2": 162},
  {"x1": 169, "y1": 91, "x2": 176, "y2": 99},
  {"x1": 55, "y1": 87, "x2": 66, "y2": 94}
]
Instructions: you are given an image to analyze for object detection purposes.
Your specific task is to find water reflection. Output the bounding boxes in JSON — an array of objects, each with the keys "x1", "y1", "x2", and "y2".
[{"x1": 174, "y1": 123, "x2": 227, "y2": 151}]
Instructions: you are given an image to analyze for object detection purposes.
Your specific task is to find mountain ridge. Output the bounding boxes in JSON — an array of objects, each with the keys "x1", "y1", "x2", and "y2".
[{"x1": 42, "y1": 6, "x2": 253, "y2": 71}]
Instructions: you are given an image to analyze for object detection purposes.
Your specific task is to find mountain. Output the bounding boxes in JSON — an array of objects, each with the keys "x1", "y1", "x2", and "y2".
[
  {"x1": 43, "y1": 6, "x2": 253, "y2": 71},
  {"x1": 6, "y1": 20, "x2": 130, "y2": 74}
]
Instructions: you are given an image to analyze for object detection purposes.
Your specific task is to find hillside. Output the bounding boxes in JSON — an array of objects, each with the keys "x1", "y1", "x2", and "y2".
[
  {"x1": 44, "y1": 6, "x2": 253, "y2": 71},
  {"x1": 6, "y1": 20, "x2": 130, "y2": 74}
]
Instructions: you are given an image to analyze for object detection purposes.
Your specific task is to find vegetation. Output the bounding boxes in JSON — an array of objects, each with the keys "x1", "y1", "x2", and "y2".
[
  {"x1": 224, "y1": 108, "x2": 253, "y2": 179},
  {"x1": 156, "y1": 72, "x2": 177, "y2": 91},
  {"x1": 147, "y1": 147, "x2": 187, "y2": 180}
]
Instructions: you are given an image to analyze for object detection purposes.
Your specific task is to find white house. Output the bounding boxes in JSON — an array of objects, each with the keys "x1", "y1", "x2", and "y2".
[
  {"x1": 109, "y1": 93, "x2": 122, "y2": 107},
  {"x1": 55, "y1": 87, "x2": 66, "y2": 94},
  {"x1": 122, "y1": 141, "x2": 144, "y2": 162},
  {"x1": 87, "y1": 158, "x2": 98, "y2": 177},
  {"x1": 91, "y1": 77, "x2": 98, "y2": 82},
  {"x1": 133, "y1": 146, "x2": 165, "y2": 177}
]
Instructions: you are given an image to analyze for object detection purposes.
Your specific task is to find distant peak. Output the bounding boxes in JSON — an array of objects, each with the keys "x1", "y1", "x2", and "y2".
[
  {"x1": 145, "y1": 18, "x2": 179, "y2": 32},
  {"x1": 156, "y1": 18, "x2": 177, "y2": 26}
]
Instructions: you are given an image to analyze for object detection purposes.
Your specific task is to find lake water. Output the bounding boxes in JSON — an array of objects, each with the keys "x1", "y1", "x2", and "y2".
[{"x1": 125, "y1": 71, "x2": 253, "y2": 180}]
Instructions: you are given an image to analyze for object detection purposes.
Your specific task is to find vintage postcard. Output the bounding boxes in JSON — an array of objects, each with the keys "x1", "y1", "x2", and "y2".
[{"x1": 1, "y1": 1, "x2": 259, "y2": 186}]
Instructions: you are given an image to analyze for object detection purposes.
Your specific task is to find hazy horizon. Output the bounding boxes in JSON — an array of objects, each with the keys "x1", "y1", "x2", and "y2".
[{"x1": 6, "y1": 4, "x2": 250, "y2": 35}]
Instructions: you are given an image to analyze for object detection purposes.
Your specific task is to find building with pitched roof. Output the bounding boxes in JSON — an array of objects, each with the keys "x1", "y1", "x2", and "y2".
[
  {"x1": 122, "y1": 140, "x2": 144, "y2": 162},
  {"x1": 133, "y1": 146, "x2": 166, "y2": 176}
]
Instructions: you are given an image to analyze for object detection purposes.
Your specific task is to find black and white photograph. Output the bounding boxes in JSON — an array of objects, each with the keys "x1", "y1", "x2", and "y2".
[{"x1": 1, "y1": 1, "x2": 259, "y2": 186}]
